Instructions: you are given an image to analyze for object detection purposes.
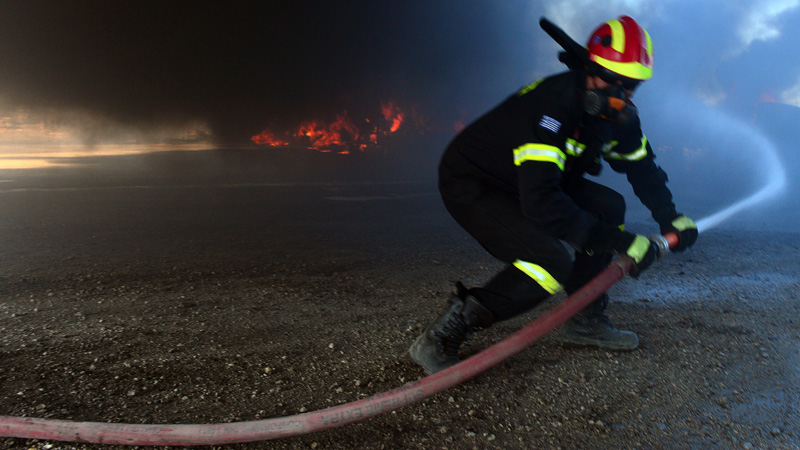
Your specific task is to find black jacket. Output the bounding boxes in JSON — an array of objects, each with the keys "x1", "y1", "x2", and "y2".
[{"x1": 439, "y1": 70, "x2": 677, "y2": 250}]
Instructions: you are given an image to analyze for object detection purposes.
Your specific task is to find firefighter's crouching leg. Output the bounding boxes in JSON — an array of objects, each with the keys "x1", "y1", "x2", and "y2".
[
  {"x1": 559, "y1": 293, "x2": 639, "y2": 350},
  {"x1": 409, "y1": 285, "x2": 494, "y2": 375}
]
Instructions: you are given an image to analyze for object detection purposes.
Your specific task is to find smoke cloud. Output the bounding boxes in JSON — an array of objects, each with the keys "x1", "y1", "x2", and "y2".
[
  {"x1": 0, "y1": 1, "x2": 536, "y2": 146},
  {"x1": 0, "y1": 1, "x2": 798, "y2": 154}
]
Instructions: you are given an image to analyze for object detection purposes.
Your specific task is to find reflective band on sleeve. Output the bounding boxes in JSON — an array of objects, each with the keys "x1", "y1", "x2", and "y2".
[
  {"x1": 513, "y1": 144, "x2": 566, "y2": 171},
  {"x1": 565, "y1": 138, "x2": 586, "y2": 157},
  {"x1": 517, "y1": 78, "x2": 544, "y2": 96},
  {"x1": 604, "y1": 135, "x2": 648, "y2": 161},
  {"x1": 601, "y1": 140, "x2": 619, "y2": 153},
  {"x1": 512, "y1": 260, "x2": 564, "y2": 294}
]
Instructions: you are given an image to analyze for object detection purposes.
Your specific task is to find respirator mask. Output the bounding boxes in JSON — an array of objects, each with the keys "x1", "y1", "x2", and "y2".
[{"x1": 583, "y1": 81, "x2": 638, "y2": 127}]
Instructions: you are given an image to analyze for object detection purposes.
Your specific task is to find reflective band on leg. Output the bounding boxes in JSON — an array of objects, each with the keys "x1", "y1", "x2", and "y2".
[{"x1": 512, "y1": 260, "x2": 564, "y2": 294}]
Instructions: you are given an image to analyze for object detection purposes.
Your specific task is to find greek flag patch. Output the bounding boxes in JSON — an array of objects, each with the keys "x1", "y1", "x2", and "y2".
[{"x1": 538, "y1": 115, "x2": 561, "y2": 134}]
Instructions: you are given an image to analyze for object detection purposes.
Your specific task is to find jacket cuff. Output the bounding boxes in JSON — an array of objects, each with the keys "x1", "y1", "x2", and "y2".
[
  {"x1": 652, "y1": 205, "x2": 679, "y2": 230},
  {"x1": 585, "y1": 222, "x2": 635, "y2": 255}
]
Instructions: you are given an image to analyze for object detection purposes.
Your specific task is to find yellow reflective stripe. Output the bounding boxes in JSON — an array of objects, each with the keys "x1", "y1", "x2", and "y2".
[
  {"x1": 513, "y1": 260, "x2": 564, "y2": 294},
  {"x1": 565, "y1": 138, "x2": 586, "y2": 157},
  {"x1": 593, "y1": 54, "x2": 653, "y2": 80},
  {"x1": 513, "y1": 144, "x2": 566, "y2": 171},
  {"x1": 517, "y1": 78, "x2": 544, "y2": 96},
  {"x1": 602, "y1": 140, "x2": 619, "y2": 152},
  {"x1": 604, "y1": 136, "x2": 648, "y2": 161},
  {"x1": 608, "y1": 19, "x2": 625, "y2": 53},
  {"x1": 644, "y1": 28, "x2": 653, "y2": 57}
]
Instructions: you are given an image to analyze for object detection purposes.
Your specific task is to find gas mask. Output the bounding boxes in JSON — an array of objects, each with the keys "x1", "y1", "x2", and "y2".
[{"x1": 583, "y1": 84, "x2": 637, "y2": 127}]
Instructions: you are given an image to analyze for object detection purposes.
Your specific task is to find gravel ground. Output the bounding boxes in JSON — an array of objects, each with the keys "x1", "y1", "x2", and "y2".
[{"x1": 0, "y1": 154, "x2": 798, "y2": 449}]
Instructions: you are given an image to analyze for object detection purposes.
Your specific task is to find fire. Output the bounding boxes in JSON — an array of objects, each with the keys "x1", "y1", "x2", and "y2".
[
  {"x1": 252, "y1": 101, "x2": 412, "y2": 153},
  {"x1": 296, "y1": 113, "x2": 360, "y2": 150},
  {"x1": 251, "y1": 130, "x2": 289, "y2": 146},
  {"x1": 381, "y1": 102, "x2": 404, "y2": 133}
]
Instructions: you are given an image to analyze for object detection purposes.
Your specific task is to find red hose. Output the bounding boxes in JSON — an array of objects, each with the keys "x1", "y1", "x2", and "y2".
[
  {"x1": 665, "y1": 233, "x2": 679, "y2": 249},
  {"x1": 0, "y1": 236, "x2": 677, "y2": 445}
]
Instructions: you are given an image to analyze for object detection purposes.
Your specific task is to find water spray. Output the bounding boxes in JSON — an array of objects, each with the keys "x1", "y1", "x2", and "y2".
[
  {"x1": 658, "y1": 91, "x2": 787, "y2": 233},
  {"x1": 0, "y1": 100, "x2": 788, "y2": 446},
  {"x1": 694, "y1": 121, "x2": 786, "y2": 232}
]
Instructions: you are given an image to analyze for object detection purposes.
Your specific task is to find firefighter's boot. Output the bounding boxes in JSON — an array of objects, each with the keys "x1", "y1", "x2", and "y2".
[
  {"x1": 410, "y1": 291, "x2": 494, "y2": 375},
  {"x1": 559, "y1": 294, "x2": 639, "y2": 350}
]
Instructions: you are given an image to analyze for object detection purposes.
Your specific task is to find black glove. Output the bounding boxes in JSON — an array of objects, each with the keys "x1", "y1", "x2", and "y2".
[
  {"x1": 659, "y1": 215, "x2": 698, "y2": 252},
  {"x1": 585, "y1": 224, "x2": 660, "y2": 278}
]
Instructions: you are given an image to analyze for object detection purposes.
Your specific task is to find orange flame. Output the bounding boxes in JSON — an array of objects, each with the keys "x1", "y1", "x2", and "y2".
[
  {"x1": 252, "y1": 101, "x2": 417, "y2": 153},
  {"x1": 251, "y1": 130, "x2": 289, "y2": 146},
  {"x1": 296, "y1": 113, "x2": 360, "y2": 151},
  {"x1": 381, "y1": 102, "x2": 404, "y2": 133}
]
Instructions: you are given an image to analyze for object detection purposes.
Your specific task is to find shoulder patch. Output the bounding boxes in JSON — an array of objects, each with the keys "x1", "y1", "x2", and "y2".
[{"x1": 538, "y1": 115, "x2": 561, "y2": 134}]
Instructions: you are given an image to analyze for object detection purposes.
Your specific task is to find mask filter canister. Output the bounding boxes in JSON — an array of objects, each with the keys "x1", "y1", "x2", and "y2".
[{"x1": 583, "y1": 88, "x2": 637, "y2": 126}]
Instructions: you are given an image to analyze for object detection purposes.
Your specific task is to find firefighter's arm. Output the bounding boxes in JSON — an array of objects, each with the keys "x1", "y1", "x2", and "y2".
[
  {"x1": 608, "y1": 139, "x2": 697, "y2": 251},
  {"x1": 603, "y1": 119, "x2": 678, "y2": 223}
]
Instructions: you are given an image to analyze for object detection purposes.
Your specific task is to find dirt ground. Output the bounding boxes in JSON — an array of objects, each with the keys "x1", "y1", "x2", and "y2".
[{"x1": 1, "y1": 153, "x2": 798, "y2": 449}]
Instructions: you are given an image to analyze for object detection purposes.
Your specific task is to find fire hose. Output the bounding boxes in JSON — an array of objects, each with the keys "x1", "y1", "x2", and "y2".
[{"x1": 0, "y1": 233, "x2": 679, "y2": 446}]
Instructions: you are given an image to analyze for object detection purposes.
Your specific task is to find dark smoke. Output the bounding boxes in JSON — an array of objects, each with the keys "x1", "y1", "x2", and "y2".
[{"x1": 0, "y1": 1, "x2": 537, "y2": 145}]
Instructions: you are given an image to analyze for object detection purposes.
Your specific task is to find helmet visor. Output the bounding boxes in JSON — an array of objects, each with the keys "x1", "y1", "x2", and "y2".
[{"x1": 597, "y1": 68, "x2": 641, "y2": 91}]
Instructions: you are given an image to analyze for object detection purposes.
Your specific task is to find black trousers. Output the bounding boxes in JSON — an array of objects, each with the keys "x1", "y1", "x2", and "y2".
[{"x1": 441, "y1": 178, "x2": 626, "y2": 322}]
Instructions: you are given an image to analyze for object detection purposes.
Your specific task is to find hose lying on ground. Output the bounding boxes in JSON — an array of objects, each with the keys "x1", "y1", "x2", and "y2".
[{"x1": 0, "y1": 234, "x2": 678, "y2": 446}]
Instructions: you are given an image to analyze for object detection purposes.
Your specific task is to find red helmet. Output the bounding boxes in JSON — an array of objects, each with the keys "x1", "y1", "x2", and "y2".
[{"x1": 586, "y1": 16, "x2": 653, "y2": 81}]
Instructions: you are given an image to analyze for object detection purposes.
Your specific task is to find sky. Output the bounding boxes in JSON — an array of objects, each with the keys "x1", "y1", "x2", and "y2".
[{"x1": 0, "y1": 0, "x2": 798, "y2": 156}]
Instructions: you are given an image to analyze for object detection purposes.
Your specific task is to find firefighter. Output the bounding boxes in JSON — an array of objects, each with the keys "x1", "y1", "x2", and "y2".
[{"x1": 410, "y1": 16, "x2": 698, "y2": 375}]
